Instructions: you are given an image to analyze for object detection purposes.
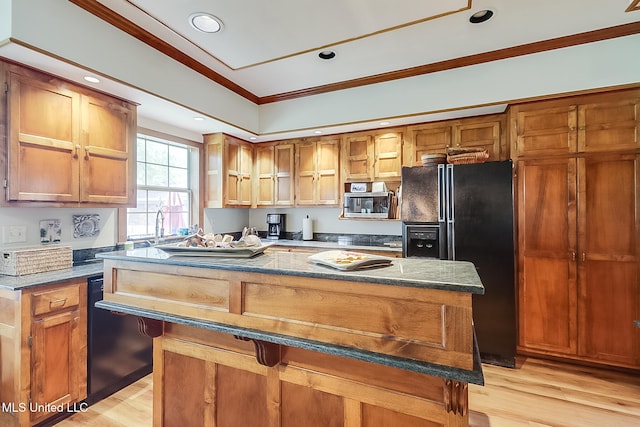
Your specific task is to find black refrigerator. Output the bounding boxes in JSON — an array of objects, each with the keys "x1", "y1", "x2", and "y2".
[{"x1": 401, "y1": 160, "x2": 516, "y2": 367}]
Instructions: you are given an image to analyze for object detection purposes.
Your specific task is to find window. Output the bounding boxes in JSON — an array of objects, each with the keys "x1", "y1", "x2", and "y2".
[{"x1": 126, "y1": 134, "x2": 196, "y2": 240}]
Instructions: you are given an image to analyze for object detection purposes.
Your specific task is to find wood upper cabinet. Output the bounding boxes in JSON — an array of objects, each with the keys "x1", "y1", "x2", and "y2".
[
  {"x1": 80, "y1": 92, "x2": 136, "y2": 204},
  {"x1": 517, "y1": 154, "x2": 640, "y2": 369},
  {"x1": 295, "y1": 136, "x2": 340, "y2": 206},
  {"x1": 254, "y1": 142, "x2": 294, "y2": 207},
  {"x1": 511, "y1": 89, "x2": 640, "y2": 158},
  {"x1": 4, "y1": 62, "x2": 136, "y2": 205},
  {"x1": 342, "y1": 129, "x2": 403, "y2": 182},
  {"x1": 578, "y1": 96, "x2": 639, "y2": 153},
  {"x1": 511, "y1": 103, "x2": 577, "y2": 157},
  {"x1": 204, "y1": 133, "x2": 254, "y2": 208},
  {"x1": 403, "y1": 122, "x2": 451, "y2": 166},
  {"x1": 404, "y1": 115, "x2": 504, "y2": 166}
]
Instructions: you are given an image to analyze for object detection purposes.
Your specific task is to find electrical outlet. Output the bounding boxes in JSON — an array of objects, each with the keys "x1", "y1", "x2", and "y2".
[{"x1": 3, "y1": 225, "x2": 27, "y2": 243}]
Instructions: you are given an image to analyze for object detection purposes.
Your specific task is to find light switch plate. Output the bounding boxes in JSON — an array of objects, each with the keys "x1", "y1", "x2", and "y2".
[{"x1": 2, "y1": 225, "x2": 27, "y2": 243}]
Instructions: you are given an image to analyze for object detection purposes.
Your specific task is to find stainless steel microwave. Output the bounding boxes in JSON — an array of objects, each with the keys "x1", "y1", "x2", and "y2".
[{"x1": 343, "y1": 192, "x2": 392, "y2": 218}]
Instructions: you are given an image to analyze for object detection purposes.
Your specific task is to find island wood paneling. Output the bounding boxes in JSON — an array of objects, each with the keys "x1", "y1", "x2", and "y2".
[
  {"x1": 104, "y1": 259, "x2": 474, "y2": 371},
  {"x1": 152, "y1": 325, "x2": 463, "y2": 427}
]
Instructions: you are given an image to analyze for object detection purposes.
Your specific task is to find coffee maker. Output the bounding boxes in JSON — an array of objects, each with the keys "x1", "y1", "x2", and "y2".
[{"x1": 266, "y1": 214, "x2": 285, "y2": 240}]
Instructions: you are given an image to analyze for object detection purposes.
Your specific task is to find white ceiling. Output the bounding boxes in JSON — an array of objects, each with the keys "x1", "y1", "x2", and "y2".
[
  {"x1": 98, "y1": 0, "x2": 639, "y2": 97},
  {"x1": 1, "y1": 0, "x2": 639, "y2": 142}
]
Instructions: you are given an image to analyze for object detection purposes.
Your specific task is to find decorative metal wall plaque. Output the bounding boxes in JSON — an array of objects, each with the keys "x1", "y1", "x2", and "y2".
[{"x1": 73, "y1": 214, "x2": 101, "y2": 238}]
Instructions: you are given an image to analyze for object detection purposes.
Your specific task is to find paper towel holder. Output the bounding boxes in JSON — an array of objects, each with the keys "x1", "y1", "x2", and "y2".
[{"x1": 303, "y1": 215, "x2": 313, "y2": 241}]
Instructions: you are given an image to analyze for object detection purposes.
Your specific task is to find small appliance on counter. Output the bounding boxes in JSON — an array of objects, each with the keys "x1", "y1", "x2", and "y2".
[{"x1": 266, "y1": 213, "x2": 285, "y2": 239}]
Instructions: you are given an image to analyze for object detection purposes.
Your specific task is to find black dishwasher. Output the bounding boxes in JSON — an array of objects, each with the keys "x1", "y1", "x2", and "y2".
[{"x1": 87, "y1": 275, "x2": 153, "y2": 404}]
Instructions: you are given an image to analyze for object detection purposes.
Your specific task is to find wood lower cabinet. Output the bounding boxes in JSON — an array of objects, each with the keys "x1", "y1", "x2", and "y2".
[
  {"x1": 3, "y1": 61, "x2": 136, "y2": 206},
  {"x1": 577, "y1": 154, "x2": 639, "y2": 365},
  {"x1": 0, "y1": 279, "x2": 87, "y2": 427},
  {"x1": 517, "y1": 157, "x2": 577, "y2": 355},
  {"x1": 295, "y1": 136, "x2": 340, "y2": 206},
  {"x1": 517, "y1": 154, "x2": 640, "y2": 368},
  {"x1": 155, "y1": 324, "x2": 468, "y2": 427}
]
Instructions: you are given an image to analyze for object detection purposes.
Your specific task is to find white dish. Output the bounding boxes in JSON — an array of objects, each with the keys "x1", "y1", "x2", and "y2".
[
  {"x1": 308, "y1": 250, "x2": 393, "y2": 271},
  {"x1": 156, "y1": 242, "x2": 273, "y2": 258}
]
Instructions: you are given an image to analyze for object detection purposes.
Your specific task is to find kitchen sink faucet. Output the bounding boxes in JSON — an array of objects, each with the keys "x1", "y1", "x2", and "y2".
[{"x1": 154, "y1": 208, "x2": 165, "y2": 245}]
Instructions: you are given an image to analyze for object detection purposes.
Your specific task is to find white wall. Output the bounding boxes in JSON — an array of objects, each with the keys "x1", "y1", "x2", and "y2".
[
  {"x1": 0, "y1": 0, "x2": 11, "y2": 42},
  {"x1": 0, "y1": 207, "x2": 117, "y2": 250},
  {"x1": 251, "y1": 207, "x2": 401, "y2": 236},
  {"x1": 258, "y1": 34, "x2": 640, "y2": 134}
]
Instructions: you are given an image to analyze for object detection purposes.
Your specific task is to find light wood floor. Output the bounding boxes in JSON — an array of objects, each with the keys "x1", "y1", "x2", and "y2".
[{"x1": 58, "y1": 357, "x2": 640, "y2": 427}]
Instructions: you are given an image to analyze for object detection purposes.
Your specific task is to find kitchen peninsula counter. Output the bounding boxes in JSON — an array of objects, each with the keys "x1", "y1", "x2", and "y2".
[{"x1": 97, "y1": 248, "x2": 484, "y2": 426}]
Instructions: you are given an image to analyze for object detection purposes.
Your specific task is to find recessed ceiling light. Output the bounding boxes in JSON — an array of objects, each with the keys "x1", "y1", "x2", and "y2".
[
  {"x1": 318, "y1": 50, "x2": 336, "y2": 60},
  {"x1": 379, "y1": 121, "x2": 390, "y2": 126},
  {"x1": 84, "y1": 76, "x2": 100, "y2": 83},
  {"x1": 314, "y1": 130, "x2": 323, "y2": 134},
  {"x1": 193, "y1": 116, "x2": 205, "y2": 121},
  {"x1": 189, "y1": 13, "x2": 223, "y2": 33},
  {"x1": 249, "y1": 136, "x2": 257, "y2": 140},
  {"x1": 469, "y1": 10, "x2": 494, "y2": 24}
]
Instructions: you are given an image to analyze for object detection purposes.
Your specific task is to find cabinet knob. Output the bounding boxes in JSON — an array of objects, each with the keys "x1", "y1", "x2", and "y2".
[
  {"x1": 74, "y1": 144, "x2": 81, "y2": 158},
  {"x1": 571, "y1": 252, "x2": 576, "y2": 261}
]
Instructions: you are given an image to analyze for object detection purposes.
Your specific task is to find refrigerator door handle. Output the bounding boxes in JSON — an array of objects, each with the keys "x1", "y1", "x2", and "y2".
[
  {"x1": 437, "y1": 164, "x2": 446, "y2": 222},
  {"x1": 446, "y1": 164, "x2": 455, "y2": 260}
]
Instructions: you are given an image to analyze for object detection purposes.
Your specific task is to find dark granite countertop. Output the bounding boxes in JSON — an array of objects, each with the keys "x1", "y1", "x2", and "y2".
[
  {"x1": 267, "y1": 239, "x2": 403, "y2": 253},
  {"x1": 0, "y1": 261, "x2": 104, "y2": 291},
  {"x1": 97, "y1": 247, "x2": 484, "y2": 294},
  {"x1": 96, "y1": 300, "x2": 484, "y2": 385}
]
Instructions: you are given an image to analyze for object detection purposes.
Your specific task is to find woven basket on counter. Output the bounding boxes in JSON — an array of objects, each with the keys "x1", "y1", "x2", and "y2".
[
  {"x1": 0, "y1": 245, "x2": 73, "y2": 276},
  {"x1": 446, "y1": 148, "x2": 489, "y2": 165}
]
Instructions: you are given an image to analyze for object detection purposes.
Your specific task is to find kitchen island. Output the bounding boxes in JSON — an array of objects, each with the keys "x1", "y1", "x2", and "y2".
[{"x1": 97, "y1": 247, "x2": 484, "y2": 427}]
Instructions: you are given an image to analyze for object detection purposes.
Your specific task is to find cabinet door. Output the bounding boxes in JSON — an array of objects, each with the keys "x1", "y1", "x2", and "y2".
[
  {"x1": 578, "y1": 97, "x2": 640, "y2": 153},
  {"x1": 238, "y1": 143, "x2": 254, "y2": 206},
  {"x1": 517, "y1": 158, "x2": 578, "y2": 355},
  {"x1": 274, "y1": 144, "x2": 294, "y2": 206},
  {"x1": 512, "y1": 104, "x2": 577, "y2": 157},
  {"x1": 373, "y1": 132, "x2": 402, "y2": 180},
  {"x1": 255, "y1": 144, "x2": 275, "y2": 206},
  {"x1": 7, "y1": 69, "x2": 81, "y2": 202},
  {"x1": 296, "y1": 137, "x2": 340, "y2": 206},
  {"x1": 225, "y1": 139, "x2": 242, "y2": 205},
  {"x1": 295, "y1": 140, "x2": 317, "y2": 205},
  {"x1": 404, "y1": 123, "x2": 451, "y2": 166},
  {"x1": 315, "y1": 137, "x2": 340, "y2": 205},
  {"x1": 81, "y1": 93, "x2": 135, "y2": 204},
  {"x1": 204, "y1": 134, "x2": 223, "y2": 208},
  {"x1": 577, "y1": 154, "x2": 640, "y2": 367},
  {"x1": 30, "y1": 309, "x2": 83, "y2": 423},
  {"x1": 342, "y1": 133, "x2": 373, "y2": 181},
  {"x1": 453, "y1": 117, "x2": 502, "y2": 161}
]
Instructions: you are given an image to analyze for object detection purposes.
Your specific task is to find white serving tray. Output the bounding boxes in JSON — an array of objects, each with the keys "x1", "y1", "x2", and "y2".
[
  {"x1": 156, "y1": 242, "x2": 273, "y2": 258},
  {"x1": 308, "y1": 250, "x2": 393, "y2": 271}
]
